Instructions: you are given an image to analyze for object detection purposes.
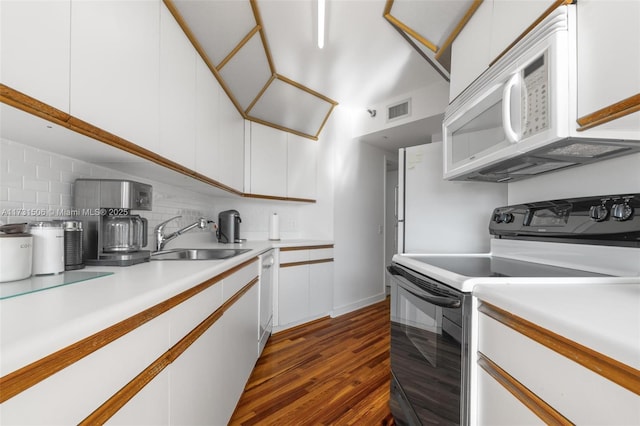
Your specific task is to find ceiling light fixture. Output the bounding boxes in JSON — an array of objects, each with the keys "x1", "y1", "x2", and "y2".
[{"x1": 318, "y1": 0, "x2": 325, "y2": 49}]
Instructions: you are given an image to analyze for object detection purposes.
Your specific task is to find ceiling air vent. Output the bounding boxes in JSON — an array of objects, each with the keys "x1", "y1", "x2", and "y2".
[{"x1": 387, "y1": 99, "x2": 411, "y2": 122}]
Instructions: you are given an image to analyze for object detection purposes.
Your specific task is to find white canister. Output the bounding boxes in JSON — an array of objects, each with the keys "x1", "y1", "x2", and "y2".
[
  {"x1": 30, "y1": 221, "x2": 64, "y2": 275},
  {"x1": 0, "y1": 233, "x2": 33, "y2": 282}
]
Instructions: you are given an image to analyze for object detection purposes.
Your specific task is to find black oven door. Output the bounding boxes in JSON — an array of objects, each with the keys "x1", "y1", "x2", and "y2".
[{"x1": 388, "y1": 265, "x2": 470, "y2": 426}]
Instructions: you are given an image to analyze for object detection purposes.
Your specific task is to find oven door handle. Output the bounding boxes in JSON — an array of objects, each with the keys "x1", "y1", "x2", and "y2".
[{"x1": 390, "y1": 272, "x2": 461, "y2": 308}]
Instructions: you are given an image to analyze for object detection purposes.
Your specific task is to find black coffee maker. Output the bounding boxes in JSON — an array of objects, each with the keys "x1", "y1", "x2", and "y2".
[{"x1": 217, "y1": 210, "x2": 241, "y2": 243}]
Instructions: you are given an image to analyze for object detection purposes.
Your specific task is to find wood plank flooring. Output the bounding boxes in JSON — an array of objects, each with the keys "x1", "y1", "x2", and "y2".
[{"x1": 230, "y1": 298, "x2": 393, "y2": 425}]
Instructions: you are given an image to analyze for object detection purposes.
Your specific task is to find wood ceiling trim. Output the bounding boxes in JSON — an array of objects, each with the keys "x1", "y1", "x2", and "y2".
[
  {"x1": 435, "y1": 0, "x2": 483, "y2": 60},
  {"x1": 276, "y1": 74, "x2": 338, "y2": 107},
  {"x1": 246, "y1": 115, "x2": 319, "y2": 141},
  {"x1": 249, "y1": 0, "x2": 277, "y2": 75},
  {"x1": 383, "y1": 12, "x2": 438, "y2": 53},
  {"x1": 217, "y1": 25, "x2": 262, "y2": 71},
  {"x1": 163, "y1": 0, "x2": 248, "y2": 119},
  {"x1": 246, "y1": 73, "x2": 277, "y2": 115}
]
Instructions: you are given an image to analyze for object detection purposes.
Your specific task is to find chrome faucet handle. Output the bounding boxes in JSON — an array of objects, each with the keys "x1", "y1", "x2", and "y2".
[{"x1": 156, "y1": 215, "x2": 182, "y2": 232}]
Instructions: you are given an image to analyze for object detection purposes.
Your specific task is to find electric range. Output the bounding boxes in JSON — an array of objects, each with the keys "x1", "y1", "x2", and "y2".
[{"x1": 387, "y1": 193, "x2": 640, "y2": 425}]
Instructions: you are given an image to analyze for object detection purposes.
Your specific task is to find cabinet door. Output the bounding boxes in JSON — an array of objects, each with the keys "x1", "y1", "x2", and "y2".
[
  {"x1": 248, "y1": 122, "x2": 287, "y2": 197},
  {"x1": 278, "y1": 265, "x2": 309, "y2": 325},
  {"x1": 490, "y1": 0, "x2": 556, "y2": 61},
  {"x1": 159, "y1": 2, "x2": 196, "y2": 169},
  {"x1": 477, "y1": 368, "x2": 544, "y2": 425},
  {"x1": 1, "y1": 0, "x2": 71, "y2": 112},
  {"x1": 70, "y1": 0, "x2": 160, "y2": 152},
  {"x1": 577, "y1": 0, "x2": 640, "y2": 138},
  {"x1": 219, "y1": 88, "x2": 245, "y2": 191},
  {"x1": 195, "y1": 56, "x2": 221, "y2": 181},
  {"x1": 449, "y1": 0, "x2": 493, "y2": 101},
  {"x1": 108, "y1": 369, "x2": 170, "y2": 426},
  {"x1": 287, "y1": 134, "x2": 317, "y2": 200},
  {"x1": 308, "y1": 261, "x2": 333, "y2": 318}
]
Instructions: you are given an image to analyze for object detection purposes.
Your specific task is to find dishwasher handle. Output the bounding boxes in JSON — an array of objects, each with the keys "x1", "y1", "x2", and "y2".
[{"x1": 387, "y1": 265, "x2": 461, "y2": 309}]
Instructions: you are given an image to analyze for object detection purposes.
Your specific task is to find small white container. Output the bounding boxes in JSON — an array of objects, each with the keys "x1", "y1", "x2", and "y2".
[
  {"x1": 30, "y1": 221, "x2": 64, "y2": 275},
  {"x1": 0, "y1": 233, "x2": 33, "y2": 282}
]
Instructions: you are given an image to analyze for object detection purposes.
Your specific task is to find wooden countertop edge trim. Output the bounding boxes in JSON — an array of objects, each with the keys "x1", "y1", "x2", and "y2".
[
  {"x1": 576, "y1": 93, "x2": 640, "y2": 131},
  {"x1": 280, "y1": 244, "x2": 334, "y2": 251},
  {"x1": 0, "y1": 257, "x2": 259, "y2": 403},
  {"x1": 79, "y1": 276, "x2": 259, "y2": 425},
  {"x1": 479, "y1": 302, "x2": 640, "y2": 395},
  {"x1": 477, "y1": 352, "x2": 573, "y2": 425},
  {"x1": 280, "y1": 258, "x2": 334, "y2": 268}
]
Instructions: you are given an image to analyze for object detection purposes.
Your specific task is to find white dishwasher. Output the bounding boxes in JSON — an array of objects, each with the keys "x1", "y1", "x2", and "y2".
[{"x1": 258, "y1": 250, "x2": 274, "y2": 355}]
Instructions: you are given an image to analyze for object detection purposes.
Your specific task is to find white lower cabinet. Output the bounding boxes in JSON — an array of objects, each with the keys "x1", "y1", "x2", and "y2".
[
  {"x1": 108, "y1": 369, "x2": 170, "y2": 426},
  {"x1": 277, "y1": 246, "x2": 333, "y2": 330},
  {"x1": 477, "y1": 306, "x2": 640, "y2": 425}
]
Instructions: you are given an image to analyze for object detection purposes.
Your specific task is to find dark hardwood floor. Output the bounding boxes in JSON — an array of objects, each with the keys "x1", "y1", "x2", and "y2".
[{"x1": 230, "y1": 298, "x2": 393, "y2": 425}]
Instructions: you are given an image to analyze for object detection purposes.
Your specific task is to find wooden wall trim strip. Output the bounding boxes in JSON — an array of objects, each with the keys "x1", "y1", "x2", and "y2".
[
  {"x1": 0, "y1": 257, "x2": 258, "y2": 403},
  {"x1": 281, "y1": 258, "x2": 334, "y2": 268},
  {"x1": 477, "y1": 352, "x2": 574, "y2": 425},
  {"x1": 576, "y1": 93, "x2": 640, "y2": 131},
  {"x1": 489, "y1": 0, "x2": 573, "y2": 67},
  {"x1": 479, "y1": 302, "x2": 640, "y2": 395},
  {"x1": 80, "y1": 277, "x2": 259, "y2": 425},
  {"x1": 241, "y1": 191, "x2": 316, "y2": 203},
  {"x1": 280, "y1": 244, "x2": 334, "y2": 252}
]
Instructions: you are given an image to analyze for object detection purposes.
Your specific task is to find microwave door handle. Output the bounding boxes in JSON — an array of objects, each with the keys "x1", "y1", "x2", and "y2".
[{"x1": 503, "y1": 73, "x2": 521, "y2": 143}]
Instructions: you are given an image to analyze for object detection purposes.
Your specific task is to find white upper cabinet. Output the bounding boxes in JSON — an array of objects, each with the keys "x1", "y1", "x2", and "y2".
[
  {"x1": 287, "y1": 134, "x2": 317, "y2": 200},
  {"x1": 489, "y1": 0, "x2": 555, "y2": 61},
  {"x1": 450, "y1": 0, "x2": 556, "y2": 101},
  {"x1": 159, "y1": 2, "x2": 196, "y2": 170},
  {"x1": 246, "y1": 122, "x2": 318, "y2": 200},
  {"x1": 247, "y1": 122, "x2": 288, "y2": 197},
  {"x1": 1, "y1": 0, "x2": 71, "y2": 112},
  {"x1": 218, "y1": 87, "x2": 245, "y2": 192},
  {"x1": 449, "y1": 0, "x2": 493, "y2": 101},
  {"x1": 576, "y1": 0, "x2": 640, "y2": 138},
  {"x1": 195, "y1": 56, "x2": 221, "y2": 182},
  {"x1": 70, "y1": 0, "x2": 160, "y2": 152}
]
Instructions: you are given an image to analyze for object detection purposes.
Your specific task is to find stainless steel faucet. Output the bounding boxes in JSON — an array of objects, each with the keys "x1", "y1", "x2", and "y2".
[{"x1": 154, "y1": 216, "x2": 210, "y2": 252}]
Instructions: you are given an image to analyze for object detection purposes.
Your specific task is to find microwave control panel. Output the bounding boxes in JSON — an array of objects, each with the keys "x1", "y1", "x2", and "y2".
[{"x1": 521, "y1": 53, "x2": 549, "y2": 138}]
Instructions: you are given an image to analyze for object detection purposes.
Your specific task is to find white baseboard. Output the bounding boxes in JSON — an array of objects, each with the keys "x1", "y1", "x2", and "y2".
[{"x1": 331, "y1": 292, "x2": 386, "y2": 318}]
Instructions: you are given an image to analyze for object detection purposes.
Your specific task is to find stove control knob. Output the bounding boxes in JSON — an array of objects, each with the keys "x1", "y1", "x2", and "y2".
[
  {"x1": 500, "y1": 213, "x2": 514, "y2": 223},
  {"x1": 611, "y1": 202, "x2": 633, "y2": 221},
  {"x1": 589, "y1": 205, "x2": 608, "y2": 222}
]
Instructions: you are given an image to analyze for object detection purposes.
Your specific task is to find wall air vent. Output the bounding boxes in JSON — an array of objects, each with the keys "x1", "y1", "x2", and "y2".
[{"x1": 387, "y1": 99, "x2": 411, "y2": 122}]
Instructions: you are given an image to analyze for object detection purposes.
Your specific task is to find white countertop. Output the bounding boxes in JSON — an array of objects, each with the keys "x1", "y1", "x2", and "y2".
[
  {"x1": 473, "y1": 283, "x2": 640, "y2": 370},
  {"x1": 0, "y1": 239, "x2": 332, "y2": 376}
]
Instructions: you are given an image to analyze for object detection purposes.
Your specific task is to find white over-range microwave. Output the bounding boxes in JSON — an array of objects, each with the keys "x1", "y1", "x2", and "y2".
[{"x1": 443, "y1": 5, "x2": 640, "y2": 182}]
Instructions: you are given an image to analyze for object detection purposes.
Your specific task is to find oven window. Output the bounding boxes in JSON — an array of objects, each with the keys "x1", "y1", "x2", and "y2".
[{"x1": 391, "y1": 285, "x2": 461, "y2": 424}]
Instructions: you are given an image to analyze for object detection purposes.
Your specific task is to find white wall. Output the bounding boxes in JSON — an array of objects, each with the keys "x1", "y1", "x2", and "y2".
[
  {"x1": 508, "y1": 153, "x2": 640, "y2": 204},
  {"x1": 331, "y1": 107, "x2": 387, "y2": 316}
]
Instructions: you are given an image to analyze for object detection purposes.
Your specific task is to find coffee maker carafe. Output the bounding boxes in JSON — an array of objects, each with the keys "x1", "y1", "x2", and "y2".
[
  {"x1": 217, "y1": 210, "x2": 241, "y2": 243},
  {"x1": 74, "y1": 179, "x2": 153, "y2": 266}
]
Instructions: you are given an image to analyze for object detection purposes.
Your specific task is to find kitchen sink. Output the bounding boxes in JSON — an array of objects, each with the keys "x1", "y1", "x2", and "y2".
[{"x1": 150, "y1": 248, "x2": 251, "y2": 261}]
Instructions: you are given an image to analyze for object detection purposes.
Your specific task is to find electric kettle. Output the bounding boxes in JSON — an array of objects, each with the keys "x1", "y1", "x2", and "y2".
[{"x1": 217, "y1": 210, "x2": 241, "y2": 243}]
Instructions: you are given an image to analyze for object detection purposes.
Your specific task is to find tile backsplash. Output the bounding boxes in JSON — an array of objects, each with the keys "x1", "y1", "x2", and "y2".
[{"x1": 0, "y1": 138, "x2": 303, "y2": 243}]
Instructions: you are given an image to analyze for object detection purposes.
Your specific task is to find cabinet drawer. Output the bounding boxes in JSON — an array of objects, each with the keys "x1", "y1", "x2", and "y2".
[
  {"x1": 223, "y1": 260, "x2": 259, "y2": 301},
  {"x1": 169, "y1": 283, "x2": 223, "y2": 346},
  {"x1": 309, "y1": 248, "x2": 333, "y2": 261},
  {"x1": 478, "y1": 312, "x2": 640, "y2": 425},
  {"x1": 279, "y1": 249, "x2": 309, "y2": 264}
]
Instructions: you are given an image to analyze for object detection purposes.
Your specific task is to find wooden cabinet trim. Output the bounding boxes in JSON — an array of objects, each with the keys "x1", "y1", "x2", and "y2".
[
  {"x1": 79, "y1": 276, "x2": 259, "y2": 425},
  {"x1": 478, "y1": 352, "x2": 573, "y2": 425},
  {"x1": 0, "y1": 257, "x2": 258, "y2": 403},
  {"x1": 576, "y1": 93, "x2": 640, "y2": 131},
  {"x1": 280, "y1": 244, "x2": 334, "y2": 252},
  {"x1": 479, "y1": 302, "x2": 640, "y2": 396},
  {"x1": 489, "y1": 0, "x2": 573, "y2": 67},
  {"x1": 0, "y1": 84, "x2": 318, "y2": 203},
  {"x1": 280, "y1": 258, "x2": 334, "y2": 269}
]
